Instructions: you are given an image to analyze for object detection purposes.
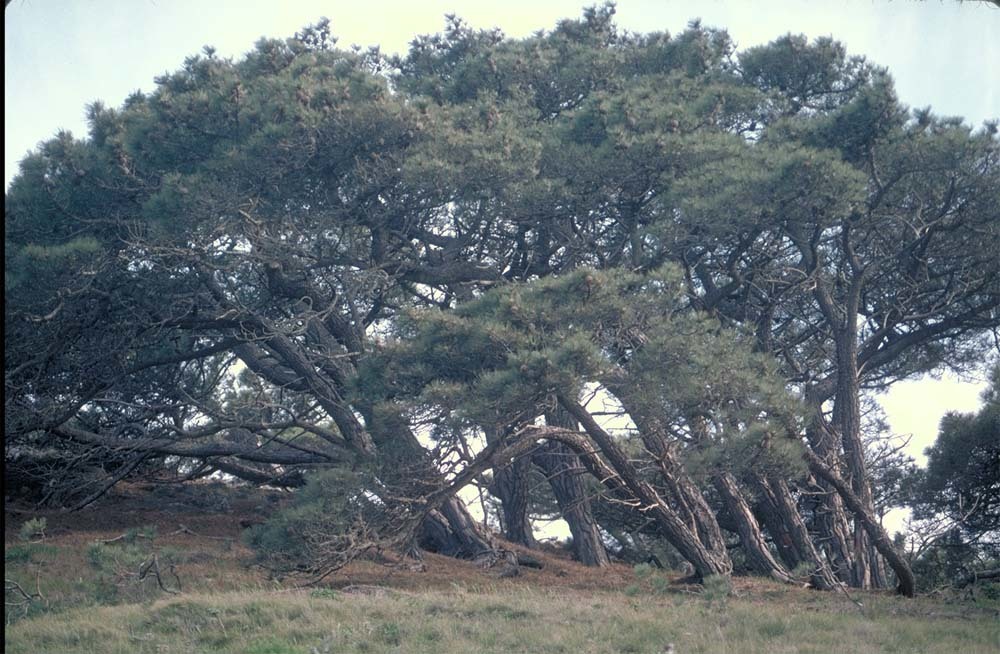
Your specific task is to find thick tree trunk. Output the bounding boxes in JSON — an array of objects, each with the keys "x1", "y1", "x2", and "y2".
[
  {"x1": 369, "y1": 407, "x2": 495, "y2": 557},
  {"x1": 490, "y1": 455, "x2": 538, "y2": 548},
  {"x1": 870, "y1": 542, "x2": 889, "y2": 588},
  {"x1": 437, "y1": 495, "x2": 495, "y2": 556},
  {"x1": 418, "y1": 501, "x2": 494, "y2": 558},
  {"x1": 803, "y1": 417, "x2": 858, "y2": 585},
  {"x1": 714, "y1": 473, "x2": 796, "y2": 583},
  {"x1": 419, "y1": 509, "x2": 460, "y2": 555},
  {"x1": 752, "y1": 481, "x2": 802, "y2": 570},
  {"x1": 833, "y1": 336, "x2": 882, "y2": 588},
  {"x1": 532, "y1": 441, "x2": 610, "y2": 567},
  {"x1": 538, "y1": 407, "x2": 610, "y2": 567},
  {"x1": 483, "y1": 424, "x2": 537, "y2": 547},
  {"x1": 790, "y1": 225, "x2": 884, "y2": 590}
]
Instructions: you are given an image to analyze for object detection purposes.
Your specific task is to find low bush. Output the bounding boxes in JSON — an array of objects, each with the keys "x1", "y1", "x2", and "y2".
[{"x1": 18, "y1": 517, "x2": 47, "y2": 541}]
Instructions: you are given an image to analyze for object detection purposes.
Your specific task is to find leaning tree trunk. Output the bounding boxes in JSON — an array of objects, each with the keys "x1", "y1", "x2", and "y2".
[
  {"x1": 555, "y1": 398, "x2": 732, "y2": 579},
  {"x1": 805, "y1": 449, "x2": 916, "y2": 597},
  {"x1": 231, "y1": 258, "x2": 499, "y2": 560},
  {"x1": 611, "y1": 389, "x2": 729, "y2": 562},
  {"x1": 438, "y1": 495, "x2": 495, "y2": 556},
  {"x1": 803, "y1": 415, "x2": 858, "y2": 585},
  {"x1": 368, "y1": 406, "x2": 495, "y2": 557},
  {"x1": 713, "y1": 473, "x2": 796, "y2": 583},
  {"x1": 752, "y1": 483, "x2": 802, "y2": 570},
  {"x1": 751, "y1": 472, "x2": 841, "y2": 591}
]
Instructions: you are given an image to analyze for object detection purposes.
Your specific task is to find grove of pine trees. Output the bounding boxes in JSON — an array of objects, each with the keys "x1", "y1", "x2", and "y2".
[{"x1": 6, "y1": 6, "x2": 999, "y2": 597}]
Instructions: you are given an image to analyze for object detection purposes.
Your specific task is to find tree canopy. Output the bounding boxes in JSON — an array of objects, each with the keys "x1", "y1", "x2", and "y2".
[{"x1": 6, "y1": 6, "x2": 999, "y2": 595}]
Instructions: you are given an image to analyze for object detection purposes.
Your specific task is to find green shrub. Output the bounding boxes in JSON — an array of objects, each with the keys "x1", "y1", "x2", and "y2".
[
  {"x1": 244, "y1": 639, "x2": 299, "y2": 654},
  {"x1": 378, "y1": 621, "x2": 402, "y2": 646},
  {"x1": 83, "y1": 536, "x2": 179, "y2": 605},
  {"x1": 5, "y1": 543, "x2": 57, "y2": 564},
  {"x1": 18, "y1": 517, "x2": 47, "y2": 541},
  {"x1": 632, "y1": 562, "x2": 655, "y2": 580},
  {"x1": 244, "y1": 466, "x2": 395, "y2": 575},
  {"x1": 701, "y1": 574, "x2": 732, "y2": 605},
  {"x1": 86, "y1": 542, "x2": 149, "y2": 571},
  {"x1": 309, "y1": 588, "x2": 340, "y2": 600},
  {"x1": 121, "y1": 525, "x2": 157, "y2": 544},
  {"x1": 650, "y1": 575, "x2": 671, "y2": 595},
  {"x1": 630, "y1": 561, "x2": 673, "y2": 595},
  {"x1": 979, "y1": 581, "x2": 999, "y2": 601}
]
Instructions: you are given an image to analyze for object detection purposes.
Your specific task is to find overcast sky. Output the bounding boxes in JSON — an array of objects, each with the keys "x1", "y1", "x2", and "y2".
[{"x1": 4, "y1": 0, "x2": 997, "y2": 491}]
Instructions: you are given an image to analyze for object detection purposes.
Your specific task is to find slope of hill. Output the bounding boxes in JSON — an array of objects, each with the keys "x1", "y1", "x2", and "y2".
[{"x1": 5, "y1": 484, "x2": 998, "y2": 653}]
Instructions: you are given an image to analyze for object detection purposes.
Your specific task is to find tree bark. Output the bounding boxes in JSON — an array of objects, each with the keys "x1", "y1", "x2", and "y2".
[
  {"x1": 532, "y1": 441, "x2": 610, "y2": 567},
  {"x1": 752, "y1": 480, "x2": 802, "y2": 570},
  {"x1": 804, "y1": 448, "x2": 916, "y2": 597},
  {"x1": 555, "y1": 398, "x2": 732, "y2": 578},
  {"x1": 438, "y1": 495, "x2": 495, "y2": 556},
  {"x1": 609, "y1": 388, "x2": 729, "y2": 560},
  {"x1": 713, "y1": 472, "x2": 796, "y2": 583},
  {"x1": 833, "y1": 335, "x2": 881, "y2": 588},
  {"x1": 367, "y1": 405, "x2": 495, "y2": 557},
  {"x1": 751, "y1": 473, "x2": 841, "y2": 591},
  {"x1": 538, "y1": 406, "x2": 610, "y2": 567},
  {"x1": 803, "y1": 417, "x2": 859, "y2": 585},
  {"x1": 490, "y1": 454, "x2": 538, "y2": 548}
]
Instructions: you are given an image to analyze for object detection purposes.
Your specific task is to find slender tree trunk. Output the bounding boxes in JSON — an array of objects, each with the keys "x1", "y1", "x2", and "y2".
[
  {"x1": 555, "y1": 397, "x2": 732, "y2": 579},
  {"x1": 805, "y1": 449, "x2": 915, "y2": 597},
  {"x1": 610, "y1": 389, "x2": 728, "y2": 560}
]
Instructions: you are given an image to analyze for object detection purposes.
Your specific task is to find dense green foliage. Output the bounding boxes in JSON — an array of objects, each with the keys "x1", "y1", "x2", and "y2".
[
  {"x1": 902, "y1": 365, "x2": 1000, "y2": 590},
  {"x1": 917, "y1": 367, "x2": 1000, "y2": 539}
]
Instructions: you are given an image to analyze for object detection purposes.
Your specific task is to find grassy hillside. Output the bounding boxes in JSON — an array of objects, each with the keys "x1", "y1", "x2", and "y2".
[
  {"x1": 6, "y1": 585, "x2": 1000, "y2": 654},
  {"x1": 6, "y1": 484, "x2": 998, "y2": 653}
]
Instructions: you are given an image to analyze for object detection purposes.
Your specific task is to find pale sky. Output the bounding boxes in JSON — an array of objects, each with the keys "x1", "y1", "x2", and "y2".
[{"x1": 5, "y1": 0, "x2": 997, "y2": 532}]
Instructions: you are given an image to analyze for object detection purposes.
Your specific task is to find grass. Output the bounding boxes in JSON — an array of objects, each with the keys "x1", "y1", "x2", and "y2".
[
  {"x1": 5, "y1": 485, "x2": 999, "y2": 653},
  {"x1": 5, "y1": 585, "x2": 1000, "y2": 654}
]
